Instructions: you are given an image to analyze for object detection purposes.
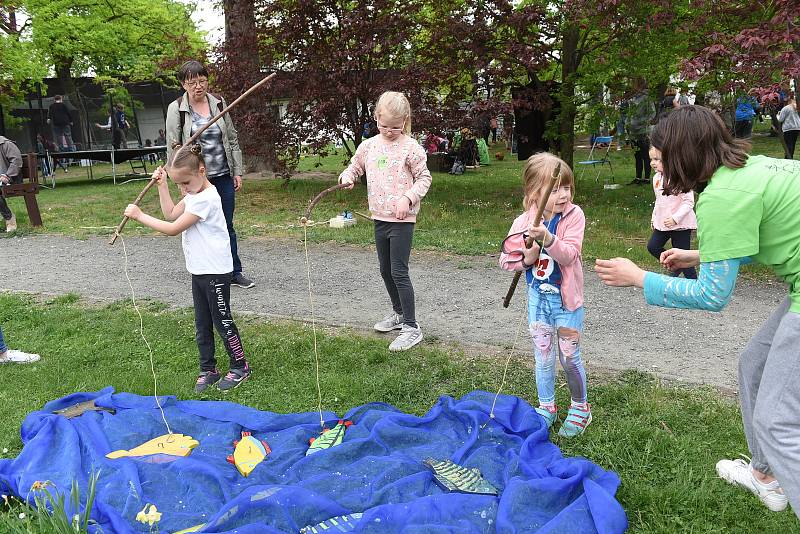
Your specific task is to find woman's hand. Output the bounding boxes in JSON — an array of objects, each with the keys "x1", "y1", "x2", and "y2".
[
  {"x1": 233, "y1": 175, "x2": 242, "y2": 192},
  {"x1": 124, "y1": 204, "x2": 143, "y2": 221},
  {"x1": 395, "y1": 196, "x2": 412, "y2": 220},
  {"x1": 660, "y1": 248, "x2": 700, "y2": 271},
  {"x1": 594, "y1": 258, "x2": 646, "y2": 288}
]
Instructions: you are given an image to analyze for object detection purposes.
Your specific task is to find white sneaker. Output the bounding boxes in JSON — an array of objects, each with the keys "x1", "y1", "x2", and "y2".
[
  {"x1": 5, "y1": 213, "x2": 17, "y2": 233},
  {"x1": 374, "y1": 313, "x2": 403, "y2": 332},
  {"x1": 389, "y1": 325, "x2": 423, "y2": 351},
  {"x1": 0, "y1": 350, "x2": 41, "y2": 364},
  {"x1": 715, "y1": 458, "x2": 789, "y2": 512}
]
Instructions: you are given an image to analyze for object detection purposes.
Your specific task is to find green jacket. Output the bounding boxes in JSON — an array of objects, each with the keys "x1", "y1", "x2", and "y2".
[{"x1": 165, "y1": 92, "x2": 244, "y2": 177}]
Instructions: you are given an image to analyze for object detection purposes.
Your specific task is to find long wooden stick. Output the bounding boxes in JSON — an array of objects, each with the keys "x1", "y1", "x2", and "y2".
[
  {"x1": 502, "y1": 161, "x2": 561, "y2": 308},
  {"x1": 299, "y1": 182, "x2": 351, "y2": 225},
  {"x1": 109, "y1": 72, "x2": 277, "y2": 245}
]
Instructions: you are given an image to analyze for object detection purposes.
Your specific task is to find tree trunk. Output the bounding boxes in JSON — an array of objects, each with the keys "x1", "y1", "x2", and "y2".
[{"x1": 558, "y1": 24, "x2": 579, "y2": 168}]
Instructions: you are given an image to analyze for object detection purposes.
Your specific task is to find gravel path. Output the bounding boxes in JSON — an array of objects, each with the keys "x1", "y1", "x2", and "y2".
[{"x1": 3, "y1": 234, "x2": 788, "y2": 391}]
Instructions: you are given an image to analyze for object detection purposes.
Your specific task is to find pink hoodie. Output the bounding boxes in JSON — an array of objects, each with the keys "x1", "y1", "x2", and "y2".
[
  {"x1": 499, "y1": 202, "x2": 585, "y2": 311},
  {"x1": 338, "y1": 135, "x2": 432, "y2": 223},
  {"x1": 651, "y1": 172, "x2": 697, "y2": 231}
]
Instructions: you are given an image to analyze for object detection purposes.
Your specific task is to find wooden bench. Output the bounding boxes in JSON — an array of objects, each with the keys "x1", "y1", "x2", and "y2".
[{"x1": 1, "y1": 153, "x2": 42, "y2": 227}]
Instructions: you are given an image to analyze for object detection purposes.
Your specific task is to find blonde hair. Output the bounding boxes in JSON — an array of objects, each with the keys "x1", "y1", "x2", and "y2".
[
  {"x1": 374, "y1": 91, "x2": 412, "y2": 135},
  {"x1": 522, "y1": 153, "x2": 574, "y2": 210}
]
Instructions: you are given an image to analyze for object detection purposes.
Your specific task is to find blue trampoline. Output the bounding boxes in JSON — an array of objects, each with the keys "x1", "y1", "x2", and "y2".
[{"x1": 0, "y1": 388, "x2": 627, "y2": 533}]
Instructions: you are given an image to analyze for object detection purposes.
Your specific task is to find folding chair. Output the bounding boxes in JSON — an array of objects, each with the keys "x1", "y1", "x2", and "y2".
[{"x1": 577, "y1": 135, "x2": 615, "y2": 185}]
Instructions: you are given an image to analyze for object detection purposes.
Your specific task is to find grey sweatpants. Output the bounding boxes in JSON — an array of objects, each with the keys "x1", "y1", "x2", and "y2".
[{"x1": 738, "y1": 296, "x2": 800, "y2": 517}]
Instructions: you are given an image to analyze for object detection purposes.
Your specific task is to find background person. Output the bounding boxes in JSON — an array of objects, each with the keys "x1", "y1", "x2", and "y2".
[
  {"x1": 166, "y1": 60, "x2": 254, "y2": 289},
  {"x1": 0, "y1": 135, "x2": 23, "y2": 232},
  {"x1": 47, "y1": 95, "x2": 75, "y2": 151},
  {"x1": 0, "y1": 326, "x2": 40, "y2": 363}
]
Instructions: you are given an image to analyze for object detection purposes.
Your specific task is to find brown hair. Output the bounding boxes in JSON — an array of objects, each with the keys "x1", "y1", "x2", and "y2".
[
  {"x1": 168, "y1": 142, "x2": 205, "y2": 172},
  {"x1": 522, "y1": 152, "x2": 574, "y2": 210},
  {"x1": 664, "y1": 87, "x2": 677, "y2": 97},
  {"x1": 177, "y1": 60, "x2": 209, "y2": 83},
  {"x1": 651, "y1": 106, "x2": 750, "y2": 195}
]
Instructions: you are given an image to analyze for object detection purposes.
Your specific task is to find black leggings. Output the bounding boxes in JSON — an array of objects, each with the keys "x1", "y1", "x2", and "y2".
[
  {"x1": 191, "y1": 273, "x2": 247, "y2": 372},
  {"x1": 374, "y1": 220, "x2": 417, "y2": 327},
  {"x1": 632, "y1": 136, "x2": 651, "y2": 180},
  {"x1": 784, "y1": 130, "x2": 799, "y2": 159},
  {"x1": 647, "y1": 229, "x2": 697, "y2": 278}
]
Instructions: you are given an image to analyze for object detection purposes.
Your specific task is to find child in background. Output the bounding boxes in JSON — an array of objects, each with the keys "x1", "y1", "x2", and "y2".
[
  {"x1": 500, "y1": 153, "x2": 590, "y2": 437},
  {"x1": 123, "y1": 143, "x2": 250, "y2": 392},
  {"x1": 647, "y1": 146, "x2": 697, "y2": 278},
  {"x1": 338, "y1": 91, "x2": 432, "y2": 351}
]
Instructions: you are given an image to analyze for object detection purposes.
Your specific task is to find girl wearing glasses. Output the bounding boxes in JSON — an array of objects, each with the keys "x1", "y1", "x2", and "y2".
[{"x1": 339, "y1": 91, "x2": 433, "y2": 351}]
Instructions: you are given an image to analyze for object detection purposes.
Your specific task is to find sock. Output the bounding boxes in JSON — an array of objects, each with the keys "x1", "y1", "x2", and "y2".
[
  {"x1": 539, "y1": 401, "x2": 556, "y2": 413},
  {"x1": 570, "y1": 401, "x2": 590, "y2": 412}
]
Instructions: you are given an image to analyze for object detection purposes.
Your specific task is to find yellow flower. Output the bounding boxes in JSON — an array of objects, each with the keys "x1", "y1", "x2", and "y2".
[
  {"x1": 30, "y1": 480, "x2": 52, "y2": 491},
  {"x1": 136, "y1": 504, "x2": 162, "y2": 526}
]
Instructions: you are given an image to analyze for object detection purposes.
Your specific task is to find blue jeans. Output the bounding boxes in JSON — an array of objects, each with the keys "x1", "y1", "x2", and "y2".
[
  {"x1": 0, "y1": 326, "x2": 7, "y2": 354},
  {"x1": 527, "y1": 287, "x2": 587, "y2": 406},
  {"x1": 209, "y1": 173, "x2": 242, "y2": 275}
]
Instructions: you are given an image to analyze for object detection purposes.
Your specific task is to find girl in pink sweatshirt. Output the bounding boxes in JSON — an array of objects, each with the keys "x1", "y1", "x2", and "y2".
[
  {"x1": 338, "y1": 91, "x2": 432, "y2": 352},
  {"x1": 500, "y1": 153, "x2": 590, "y2": 438},
  {"x1": 647, "y1": 146, "x2": 698, "y2": 278}
]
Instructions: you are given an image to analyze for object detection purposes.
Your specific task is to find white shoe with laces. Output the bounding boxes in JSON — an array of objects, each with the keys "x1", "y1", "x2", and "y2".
[
  {"x1": 389, "y1": 324, "x2": 423, "y2": 351},
  {"x1": 374, "y1": 313, "x2": 404, "y2": 333},
  {"x1": 715, "y1": 458, "x2": 789, "y2": 512},
  {"x1": 0, "y1": 350, "x2": 41, "y2": 363}
]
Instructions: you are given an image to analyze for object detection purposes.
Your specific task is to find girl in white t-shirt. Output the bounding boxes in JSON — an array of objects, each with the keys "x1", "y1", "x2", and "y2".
[{"x1": 124, "y1": 143, "x2": 250, "y2": 393}]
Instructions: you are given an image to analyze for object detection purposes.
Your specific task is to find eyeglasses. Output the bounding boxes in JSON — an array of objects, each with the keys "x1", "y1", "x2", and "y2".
[
  {"x1": 184, "y1": 78, "x2": 208, "y2": 88},
  {"x1": 377, "y1": 125, "x2": 404, "y2": 134}
]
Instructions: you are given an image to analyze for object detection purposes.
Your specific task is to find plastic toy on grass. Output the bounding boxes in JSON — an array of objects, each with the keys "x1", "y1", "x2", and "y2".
[
  {"x1": 306, "y1": 420, "x2": 352, "y2": 456},
  {"x1": 226, "y1": 431, "x2": 271, "y2": 477},
  {"x1": 106, "y1": 433, "x2": 199, "y2": 459},
  {"x1": 424, "y1": 458, "x2": 499, "y2": 495}
]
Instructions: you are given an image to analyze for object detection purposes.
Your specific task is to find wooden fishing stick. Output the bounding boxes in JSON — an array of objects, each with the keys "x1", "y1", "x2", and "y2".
[
  {"x1": 299, "y1": 182, "x2": 352, "y2": 225},
  {"x1": 109, "y1": 72, "x2": 278, "y2": 245},
  {"x1": 502, "y1": 161, "x2": 561, "y2": 308}
]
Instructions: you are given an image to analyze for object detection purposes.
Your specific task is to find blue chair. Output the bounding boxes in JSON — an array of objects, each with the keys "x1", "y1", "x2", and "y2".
[{"x1": 577, "y1": 135, "x2": 614, "y2": 183}]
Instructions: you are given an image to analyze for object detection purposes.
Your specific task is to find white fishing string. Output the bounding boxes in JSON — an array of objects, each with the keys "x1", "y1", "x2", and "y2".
[
  {"x1": 302, "y1": 223, "x2": 326, "y2": 429},
  {"x1": 120, "y1": 235, "x2": 173, "y2": 437}
]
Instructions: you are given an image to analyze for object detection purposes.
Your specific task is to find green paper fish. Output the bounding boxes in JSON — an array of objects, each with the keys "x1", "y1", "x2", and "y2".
[
  {"x1": 423, "y1": 458, "x2": 499, "y2": 495},
  {"x1": 306, "y1": 420, "x2": 352, "y2": 456}
]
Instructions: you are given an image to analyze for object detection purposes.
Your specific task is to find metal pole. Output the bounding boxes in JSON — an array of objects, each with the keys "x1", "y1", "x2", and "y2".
[{"x1": 129, "y1": 91, "x2": 142, "y2": 147}]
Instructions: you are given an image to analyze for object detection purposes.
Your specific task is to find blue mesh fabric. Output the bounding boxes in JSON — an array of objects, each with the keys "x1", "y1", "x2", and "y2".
[{"x1": 0, "y1": 388, "x2": 627, "y2": 533}]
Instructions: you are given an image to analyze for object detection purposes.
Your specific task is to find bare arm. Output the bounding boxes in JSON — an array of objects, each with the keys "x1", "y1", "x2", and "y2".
[{"x1": 123, "y1": 205, "x2": 199, "y2": 237}]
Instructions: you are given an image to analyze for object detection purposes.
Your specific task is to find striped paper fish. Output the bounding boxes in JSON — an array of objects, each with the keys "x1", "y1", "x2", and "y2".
[
  {"x1": 306, "y1": 420, "x2": 352, "y2": 456},
  {"x1": 423, "y1": 458, "x2": 499, "y2": 495},
  {"x1": 300, "y1": 512, "x2": 363, "y2": 533}
]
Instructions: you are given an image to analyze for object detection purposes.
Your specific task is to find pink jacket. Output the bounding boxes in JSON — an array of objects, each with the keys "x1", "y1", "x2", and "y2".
[
  {"x1": 499, "y1": 202, "x2": 585, "y2": 311},
  {"x1": 651, "y1": 172, "x2": 697, "y2": 231},
  {"x1": 338, "y1": 135, "x2": 432, "y2": 223}
]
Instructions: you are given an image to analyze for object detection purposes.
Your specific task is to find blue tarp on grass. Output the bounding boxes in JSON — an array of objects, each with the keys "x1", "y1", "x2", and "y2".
[{"x1": 0, "y1": 388, "x2": 627, "y2": 533}]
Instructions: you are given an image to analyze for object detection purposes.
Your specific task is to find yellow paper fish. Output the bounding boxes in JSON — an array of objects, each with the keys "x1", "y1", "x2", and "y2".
[
  {"x1": 136, "y1": 504, "x2": 162, "y2": 526},
  {"x1": 106, "y1": 433, "x2": 198, "y2": 459},
  {"x1": 227, "y1": 431, "x2": 271, "y2": 477},
  {"x1": 173, "y1": 523, "x2": 206, "y2": 534}
]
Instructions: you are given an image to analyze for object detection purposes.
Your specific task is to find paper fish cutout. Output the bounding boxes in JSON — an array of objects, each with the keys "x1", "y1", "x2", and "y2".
[
  {"x1": 226, "y1": 431, "x2": 271, "y2": 477},
  {"x1": 423, "y1": 458, "x2": 499, "y2": 495},
  {"x1": 53, "y1": 400, "x2": 116, "y2": 419},
  {"x1": 106, "y1": 433, "x2": 198, "y2": 459},
  {"x1": 173, "y1": 523, "x2": 206, "y2": 533},
  {"x1": 306, "y1": 420, "x2": 352, "y2": 456},
  {"x1": 136, "y1": 504, "x2": 162, "y2": 526},
  {"x1": 300, "y1": 513, "x2": 363, "y2": 533}
]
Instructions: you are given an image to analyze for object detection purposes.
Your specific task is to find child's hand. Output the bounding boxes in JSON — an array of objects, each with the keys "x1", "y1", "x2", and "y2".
[
  {"x1": 660, "y1": 248, "x2": 700, "y2": 270},
  {"x1": 124, "y1": 204, "x2": 143, "y2": 221},
  {"x1": 528, "y1": 222, "x2": 551, "y2": 244},
  {"x1": 395, "y1": 196, "x2": 412, "y2": 220},
  {"x1": 152, "y1": 166, "x2": 167, "y2": 186},
  {"x1": 522, "y1": 241, "x2": 540, "y2": 267},
  {"x1": 663, "y1": 217, "x2": 676, "y2": 228},
  {"x1": 339, "y1": 177, "x2": 355, "y2": 190},
  {"x1": 595, "y1": 258, "x2": 646, "y2": 288}
]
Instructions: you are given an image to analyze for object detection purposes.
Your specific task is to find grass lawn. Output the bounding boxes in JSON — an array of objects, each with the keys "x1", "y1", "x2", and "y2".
[
  {"x1": 2, "y1": 128, "x2": 785, "y2": 278},
  {"x1": 0, "y1": 292, "x2": 797, "y2": 532}
]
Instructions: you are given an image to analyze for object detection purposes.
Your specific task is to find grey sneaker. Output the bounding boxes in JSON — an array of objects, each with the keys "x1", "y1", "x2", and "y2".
[
  {"x1": 0, "y1": 349, "x2": 40, "y2": 363},
  {"x1": 218, "y1": 364, "x2": 250, "y2": 391},
  {"x1": 389, "y1": 325, "x2": 423, "y2": 351},
  {"x1": 195, "y1": 370, "x2": 221, "y2": 393},
  {"x1": 715, "y1": 458, "x2": 788, "y2": 512},
  {"x1": 374, "y1": 313, "x2": 404, "y2": 332},
  {"x1": 231, "y1": 273, "x2": 255, "y2": 289}
]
